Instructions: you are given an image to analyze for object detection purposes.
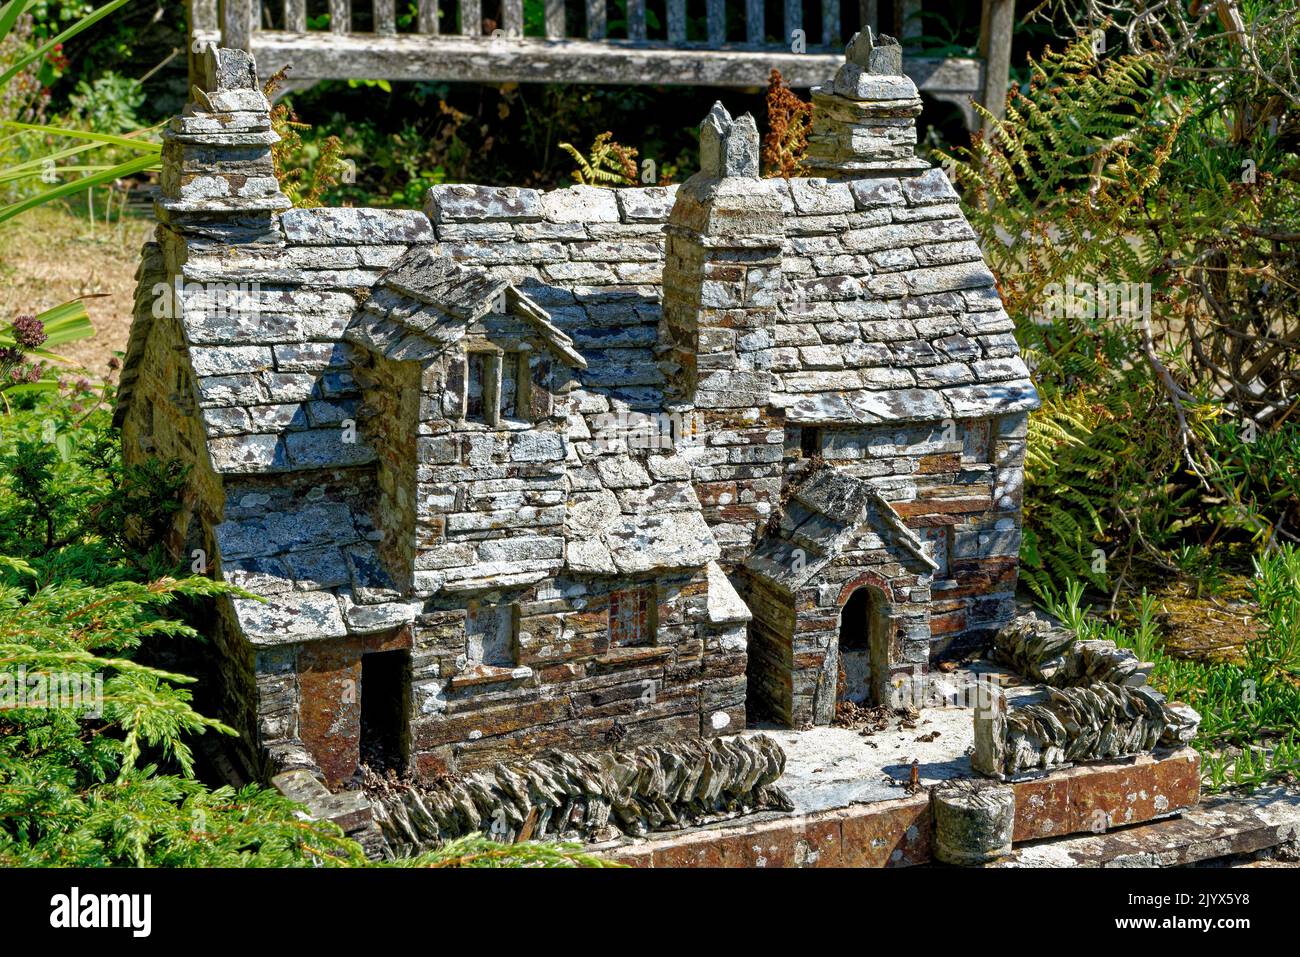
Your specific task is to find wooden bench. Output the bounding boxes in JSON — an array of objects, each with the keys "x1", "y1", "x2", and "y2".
[{"x1": 190, "y1": 0, "x2": 1013, "y2": 131}]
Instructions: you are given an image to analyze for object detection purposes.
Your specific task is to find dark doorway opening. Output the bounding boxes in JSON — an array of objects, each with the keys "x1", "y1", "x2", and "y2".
[
  {"x1": 800, "y1": 427, "x2": 821, "y2": 458},
  {"x1": 360, "y1": 649, "x2": 408, "y2": 775},
  {"x1": 838, "y1": 587, "x2": 873, "y2": 704}
]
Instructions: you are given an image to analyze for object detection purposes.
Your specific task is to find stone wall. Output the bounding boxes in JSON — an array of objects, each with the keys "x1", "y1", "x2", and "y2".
[
  {"x1": 788, "y1": 413, "x2": 1027, "y2": 659},
  {"x1": 405, "y1": 567, "x2": 748, "y2": 776}
]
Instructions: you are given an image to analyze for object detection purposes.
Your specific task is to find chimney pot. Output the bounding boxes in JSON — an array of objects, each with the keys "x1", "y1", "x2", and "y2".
[
  {"x1": 845, "y1": 28, "x2": 903, "y2": 75},
  {"x1": 805, "y1": 32, "x2": 929, "y2": 178},
  {"x1": 699, "y1": 101, "x2": 760, "y2": 179}
]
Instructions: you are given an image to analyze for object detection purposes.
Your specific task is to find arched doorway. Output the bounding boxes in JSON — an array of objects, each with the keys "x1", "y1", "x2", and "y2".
[{"x1": 838, "y1": 587, "x2": 875, "y2": 705}]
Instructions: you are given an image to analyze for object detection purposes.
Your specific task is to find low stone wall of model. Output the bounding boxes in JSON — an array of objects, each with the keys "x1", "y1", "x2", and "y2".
[
  {"x1": 365, "y1": 734, "x2": 792, "y2": 856},
  {"x1": 973, "y1": 613, "x2": 1201, "y2": 779}
]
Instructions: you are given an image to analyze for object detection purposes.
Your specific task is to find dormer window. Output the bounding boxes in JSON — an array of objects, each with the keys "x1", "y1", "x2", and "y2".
[{"x1": 464, "y1": 349, "x2": 529, "y2": 426}]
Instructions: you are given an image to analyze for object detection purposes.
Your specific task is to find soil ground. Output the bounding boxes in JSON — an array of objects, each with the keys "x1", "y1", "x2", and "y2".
[{"x1": 0, "y1": 202, "x2": 154, "y2": 379}]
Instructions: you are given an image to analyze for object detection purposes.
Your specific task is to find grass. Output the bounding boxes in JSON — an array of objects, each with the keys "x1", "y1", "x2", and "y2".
[{"x1": 1044, "y1": 551, "x2": 1300, "y2": 794}]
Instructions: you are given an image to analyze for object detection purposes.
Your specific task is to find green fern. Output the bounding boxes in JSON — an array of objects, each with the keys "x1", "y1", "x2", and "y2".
[{"x1": 559, "y1": 132, "x2": 638, "y2": 187}]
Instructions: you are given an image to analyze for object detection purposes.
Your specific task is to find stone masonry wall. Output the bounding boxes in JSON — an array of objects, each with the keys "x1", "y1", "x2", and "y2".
[
  {"x1": 788, "y1": 413, "x2": 1027, "y2": 660},
  {"x1": 403, "y1": 316, "x2": 573, "y2": 597},
  {"x1": 405, "y1": 568, "x2": 747, "y2": 777},
  {"x1": 355, "y1": 353, "x2": 421, "y2": 594}
]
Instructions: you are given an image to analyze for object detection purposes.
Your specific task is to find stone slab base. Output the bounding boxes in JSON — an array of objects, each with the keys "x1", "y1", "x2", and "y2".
[
  {"x1": 603, "y1": 748, "x2": 1201, "y2": 868},
  {"x1": 994, "y1": 786, "x2": 1300, "y2": 867}
]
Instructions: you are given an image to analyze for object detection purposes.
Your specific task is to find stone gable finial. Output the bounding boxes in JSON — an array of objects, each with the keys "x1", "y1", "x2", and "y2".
[
  {"x1": 844, "y1": 28, "x2": 903, "y2": 76},
  {"x1": 699, "y1": 102, "x2": 759, "y2": 179}
]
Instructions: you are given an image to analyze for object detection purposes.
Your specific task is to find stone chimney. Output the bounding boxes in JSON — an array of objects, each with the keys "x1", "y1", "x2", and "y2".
[
  {"x1": 805, "y1": 30, "x2": 931, "y2": 178},
  {"x1": 156, "y1": 47, "x2": 290, "y2": 244},
  {"x1": 659, "y1": 104, "x2": 786, "y2": 563},
  {"x1": 660, "y1": 103, "x2": 783, "y2": 408}
]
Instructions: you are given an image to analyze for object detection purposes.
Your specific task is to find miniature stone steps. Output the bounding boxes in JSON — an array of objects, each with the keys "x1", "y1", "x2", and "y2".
[{"x1": 990, "y1": 787, "x2": 1300, "y2": 868}]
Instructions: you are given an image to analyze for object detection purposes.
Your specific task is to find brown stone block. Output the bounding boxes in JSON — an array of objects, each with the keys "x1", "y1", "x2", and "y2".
[
  {"x1": 699, "y1": 651, "x2": 747, "y2": 679},
  {"x1": 838, "y1": 795, "x2": 931, "y2": 867},
  {"x1": 537, "y1": 662, "x2": 585, "y2": 683},
  {"x1": 411, "y1": 748, "x2": 453, "y2": 782},
  {"x1": 1012, "y1": 749, "x2": 1201, "y2": 842},
  {"x1": 892, "y1": 497, "x2": 991, "y2": 518},
  {"x1": 716, "y1": 503, "x2": 765, "y2": 524},
  {"x1": 411, "y1": 696, "x2": 571, "y2": 749},
  {"x1": 795, "y1": 614, "x2": 838, "y2": 633},
  {"x1": 605, "y1": 843, "x2": 655, "y2": 867},
  {"x1": 297, "y1": 637, "x2": 363, "y2": 787},
  {"x1": 929, "y1": 610, "x2": 967, "y2": 637},
  {"x1": 918, "y1": 453, "x2": 960, "y2": 474},
  {"x1": 517, "y1": 630, "x2": 606, "y2": 666},
  {"x1": 361, "y1": 625, "x2": 413, "y2": 655},
  {"x1": 792, "y1": 651, "x2": 828, "y2": 671},
  {"x1": 696, "y1": 481, "x2": 738, "y2": 505},
  {"x1": 588, "y1": 645, "x2": 673, "y2": 673},
  {"x1": 701, "y1": 702, "x2": 746, "y2": 738}
]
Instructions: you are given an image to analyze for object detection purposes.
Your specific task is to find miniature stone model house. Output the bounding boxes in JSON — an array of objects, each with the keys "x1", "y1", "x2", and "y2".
[{"x1": 116, "y1": 36, "x2": 1037, "y2": 788}]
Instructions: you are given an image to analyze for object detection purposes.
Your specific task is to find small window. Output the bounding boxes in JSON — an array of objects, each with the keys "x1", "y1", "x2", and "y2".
[
  {"x1": 800, "y1": 427, "x2": 821, "y2": 458},
  {"x1": 609, "y1": 586, "x2": 655, "y2": 647},
  {"x1": 466, "y1": 601, "x2": 515, "y2": 666},
  {"x1": 463, "y1": 350, "x2": 529, "y2": 426},
  {"x1": 465, "y1": 353, "x2": 487, "y2": 422},
  {"x1": 500, "y1": 353, "x2": 521, "y2": 420}
]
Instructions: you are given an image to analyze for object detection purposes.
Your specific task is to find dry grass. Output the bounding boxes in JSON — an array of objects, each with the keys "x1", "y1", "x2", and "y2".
[{"x1": 0, "y1": 201, "x2": 154, "y2": 377}]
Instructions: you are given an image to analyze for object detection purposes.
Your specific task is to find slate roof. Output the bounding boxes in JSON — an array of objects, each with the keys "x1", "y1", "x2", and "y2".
[
  {"x1": 345, "y1": 247, "x2": 587, "y2": 368},
  {"x1": 120, "y1": 169, "x2": 1034, "y2": 629},
  {"x1": 561, "y1": 415, "x2": 721, "y2": 577},
  {"x1": 745, "y1": 467, "x2": 939, "y2": 592},
  {"x1": 216, "y1": 497, "x2": 422, "y2": 645},
  {"x1": 123, "y1": 170, "x2": 1034, "y2": 482},
  {"x1": 425, "y1": 174, "x2": 1037, "y2": 427}
]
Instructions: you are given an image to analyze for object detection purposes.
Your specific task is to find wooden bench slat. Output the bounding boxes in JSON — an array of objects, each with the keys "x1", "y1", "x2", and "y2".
[
  {"x1": 284, "y1": 0, "x2": 306, "y2": 32},
  {"x1": 822, "y1": 0, "x2": 839, "y2": 47},
  {"x1": 666, "y1": 0, "x2": 685, "y2": 44},
  {"x1": 501, "y1": 0, "x2": 522, "y2": 36},
  {"x1": 544, "y1": 0, "x2": 564, "y2": 38},
  {"x1": 192, "y1": 0, "x2": 219, "y2": 33},
  {"x1": 329, "y1": 0, "x2": 350, "y2": 34},
  {"x1": 706, "y1": 0, "x2": 725, "y2": 47},
  {"x1": 246, "y1": 32, "x2": 982, "y2": 98},
  {"x1": 783, "y1": 0, "x2": 802, "y2": 47},
  {"x1": 745, "y1": 0, "x2": 763, "y2": 45},
  {"x1": 859, "y1": 0, "x2": 878, "y2": 36},
  {"x1": 223, "y1": 0, "x2": 253, "y2": 48},
  {"x1": 462, "y1": 0, "x2": 482, "y2": 36},
  {"x1": 586, "y1": 0, "x2": 606, "y2": 40},
  {"x1": 418, "y1": 0, "x2": 440, "y2": 34},
  {"x1": 627, "y1": 0, "x2": 646, "y2": 41},
  {"x1": 375, "y1": 0, "x2": 396, "y2": 34}
]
